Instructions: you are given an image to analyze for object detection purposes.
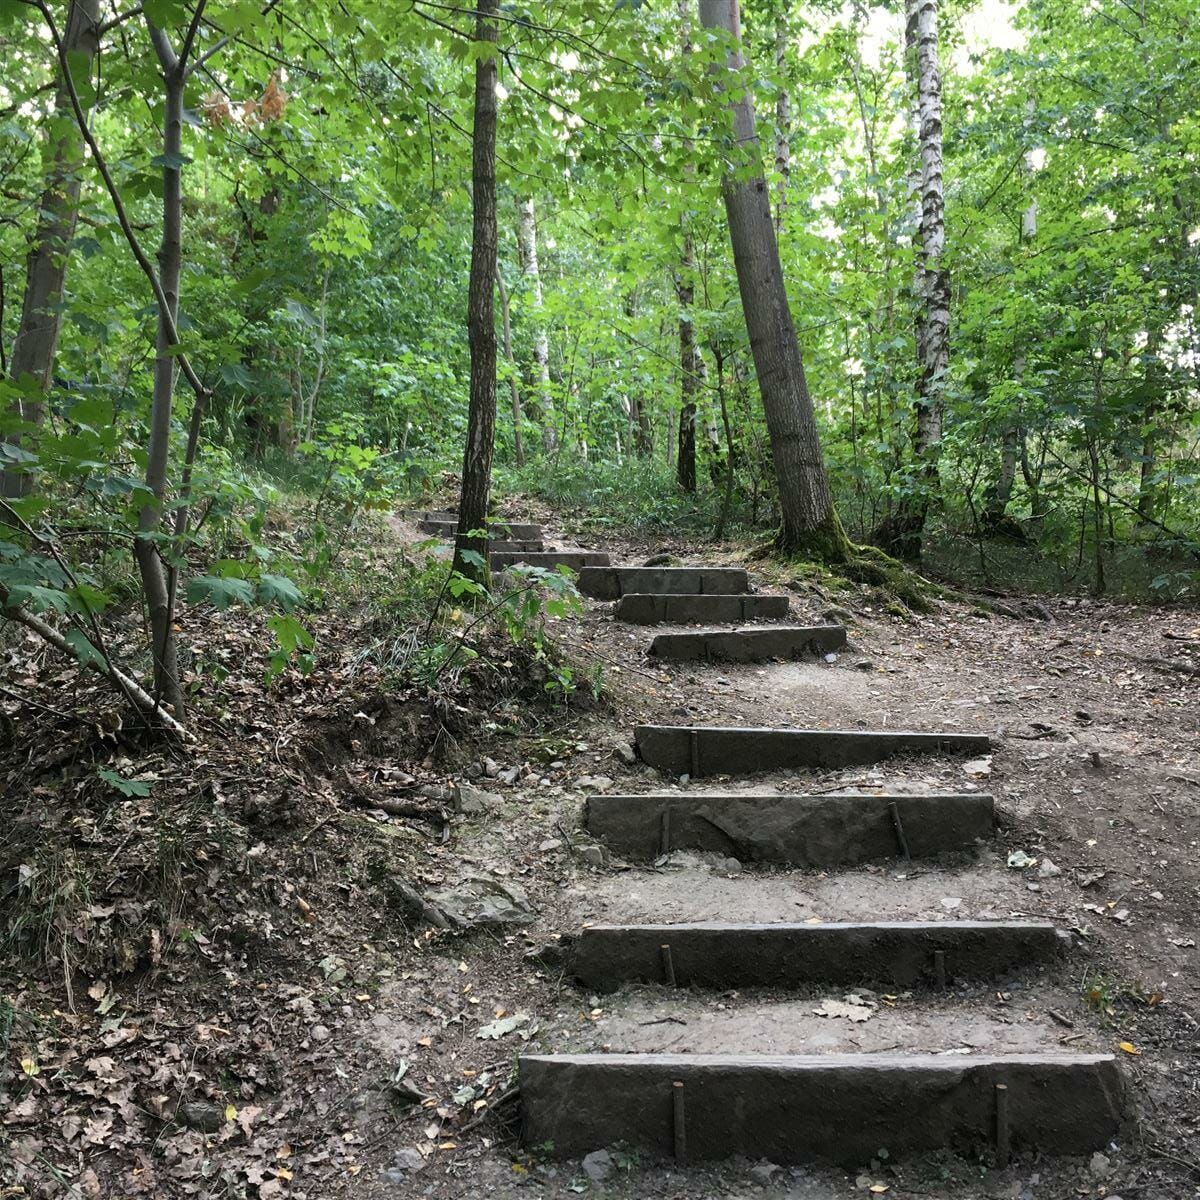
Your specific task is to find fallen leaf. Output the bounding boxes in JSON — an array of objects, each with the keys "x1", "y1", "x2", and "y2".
[{"x1": 1118, "y1": 1042, "x2": 1141, "y2": 1055}]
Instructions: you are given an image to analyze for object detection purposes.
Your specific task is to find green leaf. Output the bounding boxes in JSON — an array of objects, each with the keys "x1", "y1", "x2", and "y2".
[
  {"x1": 257, "y1": 573, "x2": 302, "y2": 610},
  {"x1": 187, "y1": 575, "x2": 255, "y2": 610},
  {"x1": 64, "y1": 627, "x2": 106, "y2": 669},
  {"x1": 97, "y1": 769, "x2": 152, "y2": 797}
]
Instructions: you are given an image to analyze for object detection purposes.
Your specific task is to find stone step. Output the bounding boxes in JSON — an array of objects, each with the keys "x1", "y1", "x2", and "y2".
[
  {"x1": 518, "y1": 1053, "x2": 1123, "y2": 1165},
  {"x1": 649, "y1": 624, "x2": 846, "y2": 663},
  {"x1": 577, "y1": 566, "x2": 750, "y2": 600},
  {"x1": 614, "y1": 593, "x2": 790, "y2": 625},
  {"x1": 417, "y1": 517, "x2": 544, "y2": 541},
  {"x1": 492, "y1": 550, "x2": 612, "y2": 571},
  {"x1": 636, "y1": 725, "x2": 991, "y2": 776},
  {"x1": 567, "y1": 920, "x2": 1063, "y2": 993},
  {"x1": 404, "y1": 508, "x2": 457, "y2": 523},
  {"x1": 585, "y1": 791, "x2": 994, "y2": 863}
]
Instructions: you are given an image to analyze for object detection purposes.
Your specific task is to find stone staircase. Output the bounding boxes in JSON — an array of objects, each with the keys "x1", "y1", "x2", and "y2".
[
  {"x1": 404, "y1": 509, "x2": 612, "y2": 569},
  {"x1": 516, "y1": 558, "x2": 1126, "y2": 1173}
]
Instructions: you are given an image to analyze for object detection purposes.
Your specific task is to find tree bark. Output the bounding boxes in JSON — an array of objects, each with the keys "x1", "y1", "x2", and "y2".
[
  {"x1": 697, "y1": 0, "x2": 843, "y2": 558},
  {"x1": 874, "y1": 0, "x2": 948, "y2": 558},
  {"x1": 516, "y1": 196, "x2": 554, "y2": 451},
  {"x1": 136, "y1": 23, "x2": 187, "y2": 718},
  {"x1": 2, "y1": 0, "x2": 102, "y2": 501},
  {"x1": 675, "y1": 0, "x2": 698, "y2": 494},
  {"x1": 495, "y1": 265, "x2": 525, "y2": 467},
  {"x1": 773, "y1": 13, "x2": 790, "y2": 235},
  {"x1": 453, "y1": 0, "x2": 499, "y2": 587}
]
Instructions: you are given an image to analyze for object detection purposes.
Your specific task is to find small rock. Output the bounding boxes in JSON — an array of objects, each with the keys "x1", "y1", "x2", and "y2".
[
  {"x1": 384, "y1": 1148, "x2": 427, "y2": 1180},
  {"x1": 1089, "y1": 1151, "x2": 1111, "y2": 1180},
  {"x1": 749, "y1": 1161, "x2": 780, "y2": 1183},
  {"x1": 464, "y1": 761, "x2": 484, "y2": 779},
  {"x1": 579, "y1": 846, "x2": 604, "y2": 868},
  {"x1": 940, "y1": 897, "x2": 962, "y2": 910},
  {"x1": 823, "y1": 652, "x2": 839, "y2": 664},
  {"x1": 482, "y1": 758, "x2": 500, "y2": 778},
  {"x1": 418, "y1": 784, "x2": 454, "y2": 803},
  {"x1": 311, "y1": 1024, "x2": 331, "y2": 1043},
  {"x1": 822, "y1": 605, "x2": 855, "y2": 625},
  {"x1": 1038, "y1": 857, "x2": 1062, "y2": 879},
  {"x1": 578, "y1": 775, "x2": 613, "y2": 792},
  {"x1": 497, "y1": 766, "x2": 521, "y2": 786},
  {"x1": 549, "y1": 760, "x2": 565, "y2": 770},
  {"x1": 179, "y1": 1101, "x2": 224, "y2": 1133},
  {"x1": 721, "y1": 857, "x2": 743, "y2": 876},
  {"x1": 538, "y1": 838, "x2": 563, "y2": 852},
  {"x1": 679, "y1": 773, "x2": 691, "y2": 785},
  {"x1": 853, "y1": 660, "x2": 875, "y2": 671},
  {"x1": 1026, "y1": 882, "x2": 1041, "y2": 892},
  {"x1": 455, "y1": 782, "x2": 496, "y2": 815},
  {"x1": 1007, "y1": 850, "x2": 1037, "y2": 870},
  {"x1": 581, "y1": 1148, "x2": 614, "y2": 1183},
  {"x1": 613, "y1": 743, "x2": 637, "y2": 766}
]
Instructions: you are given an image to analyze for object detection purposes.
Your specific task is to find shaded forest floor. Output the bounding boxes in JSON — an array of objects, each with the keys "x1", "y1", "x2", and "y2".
[{"x1": 2, "y1": 506, "x2": 1199, "y2": 1199}]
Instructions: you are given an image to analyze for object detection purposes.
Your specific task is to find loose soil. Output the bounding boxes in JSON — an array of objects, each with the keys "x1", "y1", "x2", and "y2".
[{"x1": 2, "y1": 510, "x2": 1198, "y2": 1200}]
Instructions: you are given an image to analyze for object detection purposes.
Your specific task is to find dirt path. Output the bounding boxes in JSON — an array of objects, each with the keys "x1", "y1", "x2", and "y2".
[{"x1": 351, "y1": 523, "x2": 1200, "y2": 1199}]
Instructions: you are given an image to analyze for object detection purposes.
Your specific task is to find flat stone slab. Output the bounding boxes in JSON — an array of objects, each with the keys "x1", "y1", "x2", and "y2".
[
  {"x1": 492, "y1": 550, "x2": 611, "y2": 570},
  {"x1": 519, "y1": 1053, "x2": 1123, "y2": 1165},
  {"x1": 585, "y1": 791, "x2": 994, "y2": 863},
  {"x1": 577, "y1": 566, "x2": 750, "y2": 600},
  {"x1": 636, "y1": 725, "x2": 991, "y2": 776},
  {"x1": 567, "y1": 921, "x2": 1062, "y2": 993},
  {"x1": 649, "y1": 625, "x2": 846, "y2": 663},
  {"x1": 615, "y1": 593, "x2": 790, "y2": 625},
  {"x1": 417, "y1": 517, "x2": 544, "y2": 540}
]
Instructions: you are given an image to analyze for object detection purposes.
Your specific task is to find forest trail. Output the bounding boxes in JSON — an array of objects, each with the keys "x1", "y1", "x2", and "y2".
[{"x1": 375, "y1": 515, "x2": 1198, "y2": 1198}]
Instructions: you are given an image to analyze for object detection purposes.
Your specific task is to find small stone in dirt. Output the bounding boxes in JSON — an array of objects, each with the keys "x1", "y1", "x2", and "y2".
[
  {"x1": 385, "y1": 1148, "x2": 427, "y2": 1178},
  {"x1": 1038, "y1": 857, "x2": 1062, "y2": 879},
  {"x1": 550, "y1": 760, "x2": 565, "y2": 770},
  {"x1": 179, "y1": 1101, "x2": 224, "y2": 1132},
  {"x1": 643, "y1": 552, "x2": 673, "y2": 566},
  {"x1": 483, "y1": 757, "x2": 500, "y2": 777},
  {"x1": 464, "y1": 761, "x2": 484, "y2": 779},
  {"x1": 749, "y1": 1161, "x2": 779, "y2": 1183},
  {"x1": 613, "y1": 743, "x2": 637, "y2": 766},
  {"x1": 311, "y1": 1024, "x2": 331, "y2": 1043},
  {"x1": 940, "y1": 897, "x2": 962, "y2": 910},
  {"x1": 498, "y1": 767, "x2": 521, "y2": 786},
  {"x1": 579, "y1": 846, "x2": 605, "y2": 868},
  {"x1": 539, "y1": 838, "x2": 563, "y2": 852},
  {"x1": 1089, "y1": 1151, "x2": 1111, "y2": 1179},
  {"x1": 679, "y1": 773, "x2": 691, "y2": 785},
  {"x1": 1007, "y1": 849, "x2": 1037, "y2": 870},
  {"x1": 455, "y1": 782, "x2": 496, "y2": 815},
  {"x1": 578, "y1": 775, "x2": 613, "y2": 792},
  {"x1": 822, "y1": 606, "x2": 855, "y2": 625},
  {"x1": 418, "y1": 784, "x2": 454, "y2": 803},
  {"x1": 823, "y1": 652, "x2": 839, "y2": 664},
  {"x1": 1026, "y1": 882, "x2": 1041, "y2": 892},
  {"x1": 720, "y1": 857, "x2": 743, "y2": 876},
  {"x1": 427, "y1": 874, "x2": 535, "y2": 927},
  {"x1": 581, "y1": 1149, "x2": 615, "y2": 1183},
  {"x1": 853, "y1": 660, "x2": 875, "y2": 671}
]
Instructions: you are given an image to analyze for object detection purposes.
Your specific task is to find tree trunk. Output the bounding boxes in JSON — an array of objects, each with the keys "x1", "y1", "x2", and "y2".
[
  {"x1": 1136, "y1": 326, "x2": 1164, "y2": 524},
  {"x1": 2, "y1": 0, "x2": 102, "y2": 501},
  {"x1": 676, "y1": 0, "x2": 698, "y2": 494},
  {"x1": 773, "y1": 13, "x2": 790, "y2": 235},
  {"x1": 496, "y1": 266, "x2": 525, "y2": 467},
  {"x1": 874, "y1": 0, "x2": 948, "y2": 558},
  {"x1": 516, "y1": 197, "x2": 554, "y2": 452},
  {"x1": 453, "y1": 0, "x2": 498, "y2": 587},
  {"x1": 697, "y1": 0, "x2": 844, "y2": 559}
]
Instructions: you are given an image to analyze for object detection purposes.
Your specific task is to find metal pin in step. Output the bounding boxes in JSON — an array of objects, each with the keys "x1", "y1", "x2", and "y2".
[
  {"x1": 672, "y1": 1081, "x2": 687, "y2": 1162},
  {"x1": 689, "y1": 729, "x2": 701, "y2": 778},
  {"x1": 994, "y1": 1082, "x2": 1010, "y2": 1167},
  {"x1": 659, "y1": 807, "x2": 672, "y2": 856},
  {"x1": 889, "y1": 801, "x2": 912, "y2": 862},
  {"x1": 660, "y1": 943, "x2": 677, "y2": 987},
  {"x1": 933, "y1": 948, "x2": 947, "y2": 990}
]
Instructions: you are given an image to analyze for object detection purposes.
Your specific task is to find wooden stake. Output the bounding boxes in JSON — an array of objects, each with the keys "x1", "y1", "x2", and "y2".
[
  {"x1": 672, "y1": 1080, "x2": 686, "y2": 1162},
  {"x1": 659, "y1": 807, "x2": 672, "y2": 856},
  {"x1": 661, "y1": 943, "x2": 677, "y2": 987},
  {"x1": 689, "y1": 728, "x2": 700, "y2": 778},
  {"x1": 933, "y1": 948, "x2": 946, "y2": 990},
  {"x1": 889, "y1": 801, "x2": 912, "y2": 861},
  {"x1": 994, "y1": 1082, "x2": 1010, "y2": 1167}
]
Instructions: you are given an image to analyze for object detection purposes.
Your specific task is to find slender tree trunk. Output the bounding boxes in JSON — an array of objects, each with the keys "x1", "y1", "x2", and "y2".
[
  {"x1": 516, "y1": 196, "x2": 554, "y2": 451},
  {"x1": 874, "y1": 0, "x2": 948, "y2": 558},
  {"x1": 453, "y1": 0, "x2": 498, "y2": 587},
  {"x1": 136, "y1": 26, "x2": 187, "y2": 717},
  {"x1": 1136, "y1": 326, "x2": 1164, "y2": 524},
  {"x1": 676, "y1": 0, "x2": 698, "y2": 493},
  {"x1": 2, "y1": 0, "x2": 102, "y2": 501},
  {"x1": 495, "y1": 266, "x2": 525, "y2": 467},
  {"x1": 697, "y1": 0, "x2": 844, "y2": 559},
  {"x1": 773, "y1": 13, "x2": 790, "y2": 235}
]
